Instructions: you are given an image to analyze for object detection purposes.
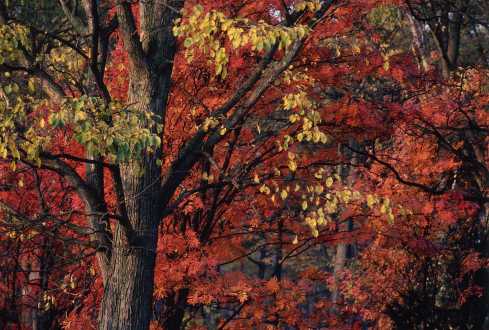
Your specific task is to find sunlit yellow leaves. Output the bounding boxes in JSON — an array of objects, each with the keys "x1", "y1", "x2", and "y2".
[
  {"x1": 387, "y1": 211, "x2": 395, "y2": 224},
  {"x1": 0, "y1": 87, "x2": 49, "y2": 167},
  {"x1": 202, "y1": 117, "x2": 219, "y2": 132},
  {"x1": 294, "y1": 0, "x2": 322, "y2": 12},
  {"x1": 338, "y1": 189, "x2": 352, "y2": 203},
  {"x1": 379, "y1": 198, "x2": 390, "y2": 214},
  {"x1": 49, "y1": 47, "x2": 84, "y2": 73},
  {"x1": 259, "y1": 184, "x2": 271, "y2": 195},
  {"x1": 0, "y1": 24, "x2": 29, "y2": 64},
  {"x1": 378, "y1": 198, "x2": 395, "y2": 223},
  {"x1": 40, "y1": 293, "x2": 56, "y2": 311},
  {"x1": 283, "y1": 91, "x2": 313, "y2": 111},
  {"x1": 74, "y1": 109, "x2": 87, "y2": 121},
  {"x1": 289, "y1": 114, "x2": 300, "y2": 123},
  {"x1": 288, "y1": 159, "x2": 297, "y2": 172},
  {"x1": 366, "y1": 194, "x2": 377, "y2": 208},
  {"x1": 282, "y1": 90, "x2": 329, "y2": 148},
  {"x1": 280, "y1": 189, "x2": 288, "y2": 200},
  {"x1": 324, "y1": 198, "x2": 338, "y2": 214},
  {"x1": 279, "y1": 135, "x2": 291, "y2": 150},
  {"x1": 315, "y1": 185, "x2": 324, "y2": 194},
  {"x1": 202, "y1": 172, "x2": 214, "y2": 183},
  {"x1": 273, "y1": 167, "x2": 281, "y2": 177},
  {"x1": 352, "y1": 43, "x2": 361, "y2": 55},
  {"x1": 51, "y1": 96, "x2": 163, "y2": 162},
  {"x1": 174, "y1": 8, "x2": 310, "y2": 78}
]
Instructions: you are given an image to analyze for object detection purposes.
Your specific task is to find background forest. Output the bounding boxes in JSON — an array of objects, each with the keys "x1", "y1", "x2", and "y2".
[{"x1": 1, "y1": 0, "x2": 489, "y2": 329}]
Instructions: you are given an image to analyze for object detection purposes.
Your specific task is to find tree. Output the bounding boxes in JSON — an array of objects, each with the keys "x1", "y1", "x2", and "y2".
[
  {"x1": 2, "y1": 1, "x2": 489, "y2": 329},
  {"x1": 336, "y1": 3, "x2": 489, "y2": 328},
  {"x1": 0, "y1": 0, "x2": 373, "y2": 329}
]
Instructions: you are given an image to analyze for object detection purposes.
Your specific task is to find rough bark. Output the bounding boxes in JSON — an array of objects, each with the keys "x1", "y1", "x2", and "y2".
[
  {"x1": 96, "y1": 1, "x2": 183, "y2": 328},
  {"x1": 98, "y1": 66, "x2": 170, "y2": 329}
]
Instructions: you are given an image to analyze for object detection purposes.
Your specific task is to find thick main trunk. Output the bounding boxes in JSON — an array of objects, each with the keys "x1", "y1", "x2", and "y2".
[
  {"x1": 98, "y1": 149, "x2": 161, "y2": 330},
  {"x1": 96, "y1": 2, "x2": 183, "y2": 327},
  {"x1": 98, "y1": 224, "x2": 159, "y2": 330},
  {"x1": 98, "y1": 71, "x2": 168, "y2": 330}
]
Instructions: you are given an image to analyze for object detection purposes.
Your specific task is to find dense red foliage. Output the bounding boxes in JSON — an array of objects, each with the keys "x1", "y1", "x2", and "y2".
[{"x1": 1, "y1": 1, "x2": 489, "y2": 329}]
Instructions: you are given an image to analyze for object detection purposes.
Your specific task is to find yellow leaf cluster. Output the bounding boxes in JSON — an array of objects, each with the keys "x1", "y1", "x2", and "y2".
[{"x1": 174, "y1": 7, "x2": 311, "y2": 78}]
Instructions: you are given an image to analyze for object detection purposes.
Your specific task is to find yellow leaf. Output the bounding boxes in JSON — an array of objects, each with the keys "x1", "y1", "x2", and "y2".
[
  {"x1": 387, "y1": 211, "x2": 395, "y2": 223},
  {"x1": 74, "y1": 110, "x2": 87, "y2": 121},
  {"x1": 259, "y1": 184, "x2": 270, "y2": 195},
  {"x1": 312, "y1": 130, "x2": 321, "y2": 143},
  {"x1": 280, "y1": 189, "x2": 288, "y2": 200},
  {"x1": 288, "y1": 159, "x2": 297, "y2": 172},
  {"x1": 274, "y1": 167, "x2": 281, "y2": 176},
  {"x1": 367, "y1": 194, "x2": 376, "y2": 208},
  {"x1": 320, "y1": 133, "x2": 328, "y2": 144},
  {"x1": 28, "y1": 79, "x2": 36, "y2": 94},
  {"x1": 317, "y1": 215, "x2": 325, "y2": 225},
  {"x1": 352, "y1": 44, "x2": 361, "y2": 55}
]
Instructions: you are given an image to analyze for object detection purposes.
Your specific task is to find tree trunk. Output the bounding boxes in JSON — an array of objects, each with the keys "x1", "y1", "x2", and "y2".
[
  {"x1": 429, "y1": 10, "x2": 462, "y2": 79},
  {"x1": 98, "y1": 69, "x2": 169, "y2": 330},
  {"x1": 97, "y1": 2, "x2": 185, "y2": 328},
  {"x1": 406, "y1": 12, "x2": 430, "y2": 72},
  {"x1": 98, "y1": 225, "x2": 159, "y2": 330}
]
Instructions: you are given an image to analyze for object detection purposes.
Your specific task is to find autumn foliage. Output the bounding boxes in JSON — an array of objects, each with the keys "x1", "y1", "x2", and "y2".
[{"x1": 0, "y1": 0, "x2": 489, "y2": 329}]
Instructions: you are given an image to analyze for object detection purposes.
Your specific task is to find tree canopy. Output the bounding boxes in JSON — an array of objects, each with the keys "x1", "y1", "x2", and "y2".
[{"x1": 1, "y1": 0, "x2": 489, "y2": 329}]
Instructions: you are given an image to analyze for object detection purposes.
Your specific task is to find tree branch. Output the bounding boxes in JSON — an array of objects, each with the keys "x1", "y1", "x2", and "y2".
[{"x1": 115, "y1": 1, "x2": 147, "y2": 70}]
